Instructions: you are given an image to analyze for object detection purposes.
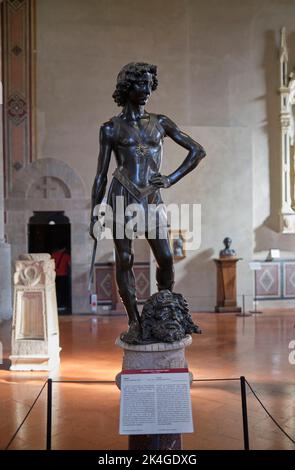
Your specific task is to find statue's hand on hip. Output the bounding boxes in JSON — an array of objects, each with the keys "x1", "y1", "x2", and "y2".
[{"x1": 149, "y1": 173, "x2": 171, "y2": 189}]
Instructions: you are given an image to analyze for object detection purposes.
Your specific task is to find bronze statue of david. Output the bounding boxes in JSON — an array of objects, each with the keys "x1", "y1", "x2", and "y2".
[{"x1": 90, "y1": 62, "x2": 206, "y2": 343}]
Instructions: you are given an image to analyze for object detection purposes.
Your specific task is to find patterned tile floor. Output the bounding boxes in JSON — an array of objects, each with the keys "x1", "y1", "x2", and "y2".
[{"x1": 0, "y1": 310, "x2": 294, "y2": 450}]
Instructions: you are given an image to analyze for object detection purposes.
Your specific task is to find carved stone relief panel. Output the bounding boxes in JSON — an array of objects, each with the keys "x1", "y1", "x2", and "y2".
[{"x1": 27, "y1": 176, "x2": 71, "y2": 199}]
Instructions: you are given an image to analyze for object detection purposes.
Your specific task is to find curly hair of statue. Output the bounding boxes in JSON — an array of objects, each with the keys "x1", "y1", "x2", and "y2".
[{"x1": 112, "y1": 62, "x2": 158, "y2": 107}]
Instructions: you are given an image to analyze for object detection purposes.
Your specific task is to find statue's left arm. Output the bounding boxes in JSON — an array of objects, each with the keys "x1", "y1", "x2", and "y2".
[{"x1": 150, "y1": 115, "x2": 206, "y2": 188}]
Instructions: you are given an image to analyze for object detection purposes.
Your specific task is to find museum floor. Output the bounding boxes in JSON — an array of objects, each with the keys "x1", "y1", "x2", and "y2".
[{"x1": 0, "y1": 310, "x2": 294, "y2": 451}]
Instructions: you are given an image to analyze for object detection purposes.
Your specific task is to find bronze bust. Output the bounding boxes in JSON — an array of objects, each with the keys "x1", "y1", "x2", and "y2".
[{"x1": 220, "y1": 237, "x2": 236, "y2": 258}]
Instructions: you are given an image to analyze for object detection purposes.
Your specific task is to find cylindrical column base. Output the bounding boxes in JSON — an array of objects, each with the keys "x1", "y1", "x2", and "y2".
[
  {"x1": 115, "y1": 335, "x2": 193, "y2": 451},
  {"x1": 129, "y1": 433, "x2": 181, "y2": 450}
]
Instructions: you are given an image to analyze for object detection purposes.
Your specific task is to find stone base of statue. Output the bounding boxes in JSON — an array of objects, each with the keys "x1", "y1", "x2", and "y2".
[
  {"x1": 116, "y1": 335, "x2": 192, "y2": 450},
  {"x1": 9, "y1": 254, "x2": 61, "y2": 371}
]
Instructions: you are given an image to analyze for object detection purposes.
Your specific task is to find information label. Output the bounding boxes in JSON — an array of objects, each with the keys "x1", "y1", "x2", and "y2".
[{"x1": 119, "y1": 368, "x2": 194, "y2": 435}]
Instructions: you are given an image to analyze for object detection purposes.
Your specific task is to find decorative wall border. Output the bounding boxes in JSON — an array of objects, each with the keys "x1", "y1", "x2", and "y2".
[
  {"x1": 254, "y1": 262, "x2": 281, "y2": 299},
  {"x1": 1, "y1": 0, "x2": 36, "y2": 193},
  {"x1": 254, "y1": 260, "x2": 295, "y2": 300},
  {"x1": 282, "y1": 262, "x2": 295, "y2": 298},
  {"x1": 95, "y1": 262, "x2": 150, "y2": 306}
]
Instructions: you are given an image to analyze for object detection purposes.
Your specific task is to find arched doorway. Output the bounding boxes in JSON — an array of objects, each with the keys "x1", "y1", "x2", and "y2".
[{"x1": 28, "y1": 211, "x2": 72, "y2": 314}]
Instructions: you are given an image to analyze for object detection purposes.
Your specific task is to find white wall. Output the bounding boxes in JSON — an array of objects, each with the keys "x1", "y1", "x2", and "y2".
[{"x1": 36, "y1": 0, "x2": 295, "y2": 310}]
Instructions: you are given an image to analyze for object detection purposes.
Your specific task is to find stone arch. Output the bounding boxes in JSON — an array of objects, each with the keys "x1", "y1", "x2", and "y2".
[
  {"x1": 10, "y1": 158, "x2": 86, "y2": 199},
  {"x1": 27, "y1": 176, "x2": 71, "y2": 199},
  {"x1": 6, "y1": 158, "x2": 91, "y2": 314}
]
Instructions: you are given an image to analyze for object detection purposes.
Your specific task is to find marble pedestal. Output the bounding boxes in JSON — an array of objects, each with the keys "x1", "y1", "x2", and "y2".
[
  {"x1": 10, "y1": 254, "x2": 61, "y2": 371},
  {"x1": 116, "y1": 335, "x2": 192, "y2": 450},
  {"x1": 0, "y1": 242, "x2": 12, "y2": 321}
]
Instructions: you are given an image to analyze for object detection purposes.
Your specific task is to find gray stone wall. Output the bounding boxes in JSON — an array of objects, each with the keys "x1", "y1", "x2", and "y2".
[{"x1": 29, "y1": 0, "x2": 295, "y2": 310}]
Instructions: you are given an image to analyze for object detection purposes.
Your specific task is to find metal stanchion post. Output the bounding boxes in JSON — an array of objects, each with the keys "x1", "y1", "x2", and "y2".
[
  {"x1": 240, "y1": 376, "x2": 250, "y2": 450},
  {"x1": 236, "y1": 294, "x2": 252, "y2": 317},
  {"x1": 46, "y1": 378, "x2": 52, "y2": 450},
  {"x1": 249, "y1": 262, "x2": 263, "y2": 314},
  {"x1": 249, "y1": 297, "x2": 263, "y2": 314}
]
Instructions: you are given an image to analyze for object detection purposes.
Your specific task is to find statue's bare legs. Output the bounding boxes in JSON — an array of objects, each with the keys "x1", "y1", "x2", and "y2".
[{"x1": 114, "y1": 230, "x2": 174, "y2": 342}]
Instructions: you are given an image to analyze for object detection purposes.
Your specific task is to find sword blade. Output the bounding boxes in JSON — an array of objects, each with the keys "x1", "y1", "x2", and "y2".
[{"x1": 88, "y1": 238, "x2": 98, "y2": 292}]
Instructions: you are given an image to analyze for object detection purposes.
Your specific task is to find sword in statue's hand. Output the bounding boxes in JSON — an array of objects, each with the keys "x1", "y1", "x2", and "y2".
[
  {"x1": 88, "y1": 216, "x2": 103, "y2": 292},
  {"x1": 88, "y1": 237, "x2": 98, "y2": 292}
]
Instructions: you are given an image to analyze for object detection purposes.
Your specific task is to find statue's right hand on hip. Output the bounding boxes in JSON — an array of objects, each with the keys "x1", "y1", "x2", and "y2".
[{"x1": 149, "y1": 173, "x2": 171, "y2": 189}]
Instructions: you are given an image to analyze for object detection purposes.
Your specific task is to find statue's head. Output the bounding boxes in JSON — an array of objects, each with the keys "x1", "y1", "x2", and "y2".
[
  {"x1": 112, "y1": 62, "x2": 158, "y2": 107},
  {"x1": 141, "y1": 290, "x2": 201, "y2": 343},
  {"x1": 223, "y1": 237, "x2": 232, "y2": 248}
]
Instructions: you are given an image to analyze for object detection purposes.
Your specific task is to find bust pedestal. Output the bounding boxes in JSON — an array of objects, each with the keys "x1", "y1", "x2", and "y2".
[
  {"x1": 214, "y1": 257, "x2": 242, "y2": 313},
  {"x1": 115, "y1": 335, "x2": 192, "y2": 450}
]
